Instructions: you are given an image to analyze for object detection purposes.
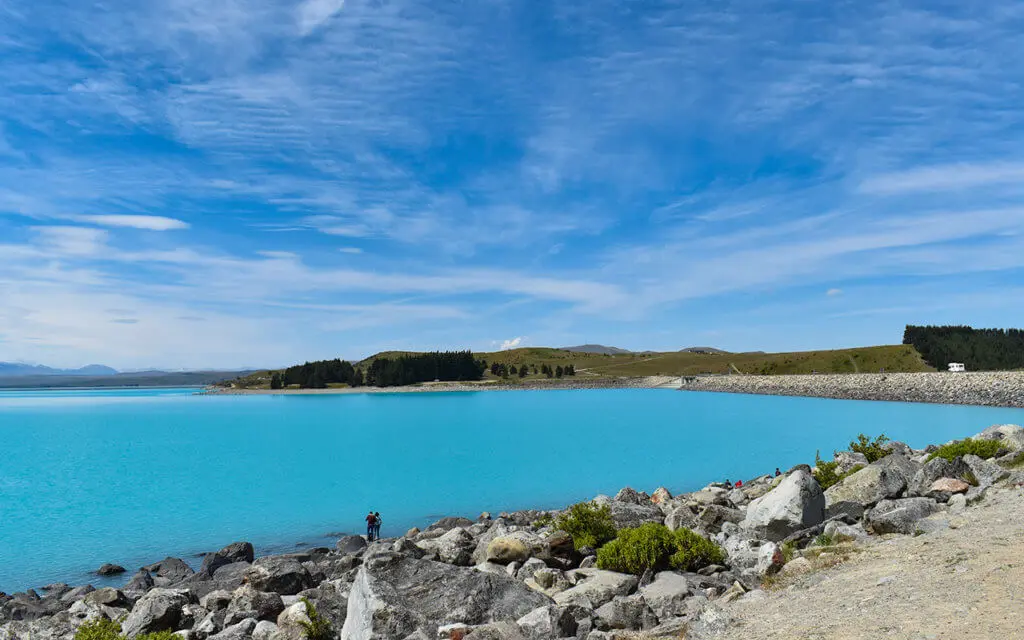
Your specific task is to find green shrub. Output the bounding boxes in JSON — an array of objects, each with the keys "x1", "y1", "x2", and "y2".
[
  {"x1": 812, "y1": 452, "x2": 865, "y2": 491},
  {"x1": 813, "y1": 532, "x2": 835, "y2": 547},
  {"x1": 75, "y1": 619, "x2": 122, "y2": 640},
  {"x1": 298, "y1": 598, "x2": 333, "y2": 640},
  {"x1": 596, "y1": 524, "x2": 723, "y2": 575},
  {"x1": 669, "y1": 528, "x2": 726, "y2": 571},
  {"x1": 137, "y1": 632, "x2": 178, "y2": 640},
  {"x1": 850, "y1": 434, "x2": 891, "y2": 463},
  {"x1": 555, "y1": 502, "x2": 617, "y2": 550},
  {"x1": 928, "y1": 438, "x2": 1002, "y2": 462},
  {"x1": 597, "y1": 523, "x2": 676, "y2": 574},
  {"x1": 532, "y1": 513, "x2": 555, "y2": 528}
]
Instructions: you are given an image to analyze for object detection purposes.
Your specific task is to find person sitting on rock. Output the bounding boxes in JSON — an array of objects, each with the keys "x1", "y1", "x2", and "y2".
[
  {"x1": 366, "y1": 511, "x2": 377, "y2": 541},
  {"x1": 775, "y1": 467, "x2": 782, "y2": 477},
  {"x1": 735, "y1": 479, "x2": 744, "y2": 488},
  {"x1": 373, "y1": 511, "x2": 382, "y2": 540},
  {"x1": 724, "y1": 479, "x2": 733, "y2": 489}
]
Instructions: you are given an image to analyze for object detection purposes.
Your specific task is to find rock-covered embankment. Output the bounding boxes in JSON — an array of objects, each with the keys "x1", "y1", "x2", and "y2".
[
  {"x1": 3, "y1": 425, "x2": 1024, "y2": 640},
  {"x1": 680, "y1": 371, "x2": 1024, "y2": 407}
]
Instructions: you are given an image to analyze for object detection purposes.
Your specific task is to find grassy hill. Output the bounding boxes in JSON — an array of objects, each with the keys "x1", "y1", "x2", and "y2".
[{"x1": 227, "y1": 344, "x2": 933, "y2": 389}]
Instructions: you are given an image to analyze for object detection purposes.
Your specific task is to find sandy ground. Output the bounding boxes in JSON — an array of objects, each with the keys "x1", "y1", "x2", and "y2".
[{"x1": 719, "y1": 484, "x2": 1024, "y2": 640}]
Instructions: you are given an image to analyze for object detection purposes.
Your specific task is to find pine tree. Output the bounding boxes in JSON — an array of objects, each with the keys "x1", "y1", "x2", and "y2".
[
  {"x1": 270, "y1": 373, "x2": 282, "y2": 389},
  {"x1": 518, "y1": 365, "x2": 528, "y2": 378},
  {"x1": 555, "y1": 365, "x2": 564, "y2": 378}
]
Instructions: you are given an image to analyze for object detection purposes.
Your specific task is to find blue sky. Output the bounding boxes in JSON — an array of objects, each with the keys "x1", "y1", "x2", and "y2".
[{"x1": 1, "y1": 0, "x2": 1023, "y2": 369}]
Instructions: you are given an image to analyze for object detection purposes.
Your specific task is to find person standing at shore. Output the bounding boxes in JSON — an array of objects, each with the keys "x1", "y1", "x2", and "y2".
[
  {"x1": 373, "y1": 512, "x2": 382, "y2": 540},
  {"x1": 365, "y1": 511, "x2": 377, "y2": 541}
]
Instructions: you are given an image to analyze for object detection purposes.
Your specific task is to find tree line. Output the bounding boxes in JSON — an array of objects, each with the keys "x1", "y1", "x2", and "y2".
[
  {"x1": 365, "y1": 351, "x2": 486, "y2": 387},
  {"x1": 487, "y1": 362, "x2": 576, "y2": 378},
  {"x1": 272, "y1": 358, "x2": 362, "y2": 389},
  {"x1": 903, "y1": 325, "x2": 1024, "y2": 371}
]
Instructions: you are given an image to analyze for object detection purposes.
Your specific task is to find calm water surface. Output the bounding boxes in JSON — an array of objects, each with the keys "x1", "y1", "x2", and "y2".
[{"x1": 2, "y1": 387, "x2": 1023, "y2": 592}]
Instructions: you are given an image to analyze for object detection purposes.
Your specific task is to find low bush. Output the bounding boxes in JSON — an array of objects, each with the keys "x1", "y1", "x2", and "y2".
[
  {"x1": 137, "y1": 633, "x2": 178, "y2": 640},
  {"x1": 669, "y1": 527, "x2": 726, "y2": 571},
  {"x1": 596, "y1": 523, "x2": 724, "y2": 575},
  {"x1": 812, "y1": 452, "x2": 865, "y2": 490},
  {"x1": 850, "y1": 433, "x2": 891, "y2": 463},
  {"x1": 928, "y1": 438, "x2": 1003, "y2": 462},
  {"x1": 75, "y1": 619, "x2": 122, "y2": 640},
  {"x1": 298, "y1": 598, "x2": 333, "y2": 640},
  {"x1": 555, "y1": 502, "x2": 617, "y2": 550}
]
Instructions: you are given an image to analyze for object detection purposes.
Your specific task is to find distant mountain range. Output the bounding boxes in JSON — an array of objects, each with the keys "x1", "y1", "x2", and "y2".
[{"x1": 0, "y1": 362, "x2": 119, "y2": 377}]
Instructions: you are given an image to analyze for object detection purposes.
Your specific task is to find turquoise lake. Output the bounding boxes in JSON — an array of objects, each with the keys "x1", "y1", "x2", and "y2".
[{"x1": 2, "y1": 387, "x2": 1023, "y2": 592}]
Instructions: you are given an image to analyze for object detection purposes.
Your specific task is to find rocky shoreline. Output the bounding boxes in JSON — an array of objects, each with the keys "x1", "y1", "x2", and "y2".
[
  {"x1": 680, "y1": 371, "x2": 1024, "y2": 408},
  {"x1": 3, "y1": 424, "x2": 1024, "y2": 640}
]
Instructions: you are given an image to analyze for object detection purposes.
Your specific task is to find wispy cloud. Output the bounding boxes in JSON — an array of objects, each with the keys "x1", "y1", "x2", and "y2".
[
  {"x1": 859, "y1": 162, "x2": 1024, "y2": 195},
  {"x1": 297, "y1": 0, "x2": 345, "y2": 35},
  {"x1": 499, "y1": 337, "x2": 524, "y2": 351},
  {"x1": 80, "y1": 215, "x2": 190, "y2": 231}
]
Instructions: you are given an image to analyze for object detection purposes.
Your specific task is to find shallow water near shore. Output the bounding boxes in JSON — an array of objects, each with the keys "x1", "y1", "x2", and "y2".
[{"x1": 1, "y1": 387, "x2": 1023, "y2": 592}]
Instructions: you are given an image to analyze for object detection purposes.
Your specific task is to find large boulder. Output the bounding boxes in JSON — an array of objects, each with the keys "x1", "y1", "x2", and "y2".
[
  {"x1": 874, "y1": 454, "x2": 920, "y2": 487},
  {"x1": 339, "y1": 552, "x2": 551, "y2": 639},
  {"x1": 552, "y1": 569, "x2": 638, "y2": 610},
  {"x1": 824, "y1": 464, "x2": 906, "y2": 508},
  {"x1": 276, "y1": 600, "x2": 313, "y2": 640},
  {"x1": 121, "y1": 588, "x2": 193, "y2": 638},
  {"x1": 741, "y1": 470, "x2": 825, "y2": 542},
  {"x1": 486, "y1": 531, "x2": 548, "y2": 566},
  {"x1": 244, "y1": 557, "x2": 312, "y2": 596},
  {"x1": 144, "y1": 557, "x2": 196, "y2": 583},
  {"x1": 336, "y1": 536, "x2": 368, "y2": 555},
  {"x1": 908, "y1": 457, "x2": 970, "y2": 496},
  {"x1": 664, "y1": 506, "x2": 701, "y2": 533},
  {"x1": 225, "y1": 585, "x2": 285, "y2": 622},
  {"x1": 973, "y1": 424, "x2": 1024, "y2": 451},
  {"x1": 124, "y1": 569, "x2": 156, "y2": 593},
  {"x1": 638, "y1": 572, "x2": 692, "y2": 622},
  {"x1": 97, "y1": 563, "x2": 126, "y2": 577},
  {"x1": 613, "y1": 487, "x2": 650, "y2": 505},
  {"x1": 963, "y1": 454, "x2": 1010, "y2": 487},
  {"x1": 198, "y1": 543, "x2": 255, "y2": 579},
  {"x1": 435, "y1": 528, "x2": 477, "y2": 566},
  {"x1": 866, "y1": 498, "x2": 941, "y2": 535},
  {"x1": 515, "y1": 605, "x2": 583, "y2": 640},
  {"x1": 697, "y1": 505, "x2": 744, "y2": 533},
  {"x1": 593, "y1": 594, "x2": 657, "y2": 631}
]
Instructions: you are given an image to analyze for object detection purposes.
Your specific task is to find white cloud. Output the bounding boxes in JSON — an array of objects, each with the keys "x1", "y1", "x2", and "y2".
[
  {"x1": 826, "y1": 288, "x2": 843, "y2": 296},
  {"x1": 499, "y1": 337, "x2": 524, "y2": 350},
  {"x1": 80, "y1": 215, "x2": 190, "y2": 231},
  {"x1": 297, "y1": 0, "x2": 346, "y2": 35},
  {"x1": 32, "y1": 226, "x2": 108, "y2": 257},
  {"x1": 339, "y1": 247, "x2": 363, "y2": 254},
  {"x1": 859, "y1": 162, "x2": 1024, "y2": 195}
]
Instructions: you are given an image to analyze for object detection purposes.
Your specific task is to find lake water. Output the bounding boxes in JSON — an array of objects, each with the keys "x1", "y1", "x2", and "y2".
[{"x1": 1, "y1": 387, "x2": 1023, "y2": 592}]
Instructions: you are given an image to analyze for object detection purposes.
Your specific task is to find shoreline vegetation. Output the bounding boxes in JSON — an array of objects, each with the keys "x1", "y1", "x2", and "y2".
[{"x1": 4, "y1": 424, "x2": 1024, "y2": 640}]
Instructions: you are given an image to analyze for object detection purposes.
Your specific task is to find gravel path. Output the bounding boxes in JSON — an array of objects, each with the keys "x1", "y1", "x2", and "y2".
[
  {"x1": 680, "y1": 371, "x2": 1024, "y2": 408},
  {"x1": 721, "y1": 484, "x2": 1024, "y2": 640}
]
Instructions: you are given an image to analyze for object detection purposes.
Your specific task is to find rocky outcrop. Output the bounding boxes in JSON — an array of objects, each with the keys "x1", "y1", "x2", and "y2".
[
  {"x1": 121, "y1": 588, "x2": 194, "y2": 638},
  {"x1": 824, "y1": 463, "x2": 906, "y2": 508},
  {"x1": 552, "y1": 569, "x2": 638, "y2": 610},
  {"x1": 866, "y1": 498, "x2": 941, "y2": 535},
  {"x1": 244, "y1": 557, "x2": 312, "y2": 596},
  {"x1": 339, "y1": 552, "x2": 550, "y2": 639},
  {"x1": 144, "y1": 557, "x2": 196, "y2": 583},
  {"x1": 742, "y1": 470, "x2": 825, "y2": 541}
]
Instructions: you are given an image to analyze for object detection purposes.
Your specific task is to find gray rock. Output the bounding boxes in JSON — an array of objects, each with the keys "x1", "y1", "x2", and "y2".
[
  {"x1": 883, "y1": 441, "x2": 914, "y2": 457},
  {"x1": 145, "y1": 557, "x2": 196, "y2": 583},
  {"x1": 339, "y1": 552, "x2": 551, "y2": 640},
  {"x1": 296, "y1": 579, "x2": 349, "y2": 634},
  {"x1": 593, "y1": 594, "x2": 657, "y2": 631},
  {"x1": 515, "y1": 605, "x2": 582, "y2": 640},
  {"x1": 754, "y1": 542, "x2": 783, "y2": 577},
  {"x1": 244, "y1": 557, "x2": 312, "y2": 596},
  {"x1": 515, "y1": 558, "x2": 548, "y2": 583},
  {"x1": 833, "y1": 451, "x2": 869, "y2": 475},
  {"x1": 60, "y1": 585, "x2": 96, "y2": 604},
  {"x1": 638, "y1": 572, "x2": 691, "y2": 622},
  {"x1": 208, "y1": 618, "x2": 257, "y2": 640},
  {"x1": 963, "y1": 454, "x2": 1010, "y2": 487},
  {"x1": 428, "y1": 516, "x2": 476, "y2": 532},
  {"x1": 121, "y1": 588, "x2": 193, "y2": 638},
  {"x1": 664, "y1": 506, "x2": 700, "y2": 532},
  {"x1": 607, "y1": 501, "x2": 664, "y2": 529},
  {"x1": 873, "y1": 454, "x2": 920, "y2": 487},
  {"x1": 198, "y1": 543, "x2": 255, "y2": 579},
  {"x1": 83, "y1": 588, "x2": 127, "y2": 608},
  {"x1": 908, "y1": 457, "x2": 969, "y2": 497},
  {"x1": 436, "y1": 528, "x2": 477, "y2": 566},
  {"x1": 685, "y1": 604, "x2": 733, "y2": 640},
  {"x1": 553, "y1": 569, "x2": 638, "y2": 610},
  {"x1": 225, "y1": 585, "x2": 284, "y2": 622},
  {"x1": 200, "y1": 590, "x2": 233, "y2": 612},
  {"x1": 276, "y1": 600, "x2": 312, "y2": 640},
  {"x1": 124, "y1": 569, "x2": 156, "y2": 593},
  {"x1": 823, "y1": 520, "x2": 869, "y2": 543},
  {"x1": 824, "y1": 464, "x2": 906, "y2": 508},
  {"x1": 252, "y1": 620, "x2": 281, "y2": 640},
  {"x1": 824, "y1": 500, "x2": 865, "y2": 522},
  {"x1": 741, "y1": 470, "x2": 825, "y2": 541},
  {"x1": 697, "y1": 505, "x2": 744, "y2": 533},
  {"x1": 866, "y1": 498, "x2": 941, "y2": 535},
  {"x1": 97, "y1": 564, "x2": 127, "y2": 576},
  {"x1": 613, "y1": 487, "x2": 650, "y2": 505},
  {"x1": 336, "y1": 536, "x2": 368, "y2": 555},
  {"x1": 973, "y1": 424, "x2": 1024, "y2": 450},
  {"x1": 195, "y1": 610, "x2": 227, "y2": 639}
]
